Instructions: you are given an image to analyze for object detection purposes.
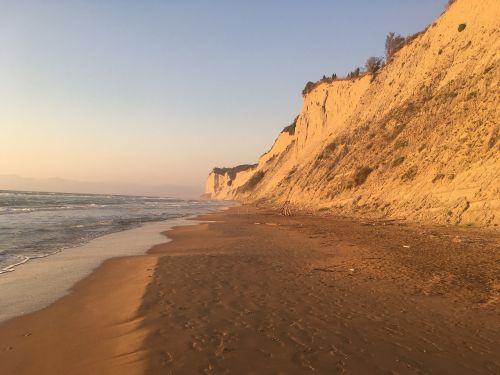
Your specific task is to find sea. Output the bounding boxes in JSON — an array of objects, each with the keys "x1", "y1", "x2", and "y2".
[{"x1": 0, "y1": 190, "x2": 228, "y2": 274}]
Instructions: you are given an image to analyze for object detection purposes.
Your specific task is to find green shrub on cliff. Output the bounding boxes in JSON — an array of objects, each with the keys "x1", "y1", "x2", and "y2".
[
  {"x1": 213, "y1": 164, "x2": 257, "y2": 180},
  {"x1": 347, "y1": 67, "x2": 361, "y2": 79},
  {"x1": 354, "y1": 166, "x2": 373, "y2": 186},
  {"x1": 302, "y1": 81, "x2": 316, "y2": 96},
  {"x1": 282, "y1": 116, "x2": 298, "y2": 135},
  {"x1": 238, "y1": 171, "x2": 266, "y2": 193}
]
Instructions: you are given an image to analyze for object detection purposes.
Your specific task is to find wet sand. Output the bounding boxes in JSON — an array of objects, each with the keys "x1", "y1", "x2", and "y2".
[
  {"x1": 0, "y1": 255, "x2": 156, "y2": 375},
  {"x1": 0, "y1": 218, "x2": 192, "y2": 323},
  {"x1": 1, "y1": 206, "x2": 499, "y2": 374}
]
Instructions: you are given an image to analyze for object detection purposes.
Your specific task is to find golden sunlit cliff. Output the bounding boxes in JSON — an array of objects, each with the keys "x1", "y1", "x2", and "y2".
[{"x1": 205, "y1": 0, "x2": 500, "y2": 227}]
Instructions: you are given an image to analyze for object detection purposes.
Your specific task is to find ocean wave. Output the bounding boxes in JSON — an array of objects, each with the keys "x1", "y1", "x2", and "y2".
[
  {"x1": 0, "y1": 256, "x2": 31, "y2": 273},
  {"x1": 0, "y1": 204, "x2": 111, "y2": 215},
  {"x1": 0, "y1": 250, "x2": 65, "y2": 274},
  {"x1": 0, "y1": 207, "x2": 35, "y2": 212},
  {"x1": 0, "y1": 191, "x2": 230, "y2": 275}
]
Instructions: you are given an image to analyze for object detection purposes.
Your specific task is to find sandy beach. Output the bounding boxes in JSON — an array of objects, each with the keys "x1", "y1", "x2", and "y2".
[
  {"x1": 0, "y1": 218, "x2": 200, "y2": 323},
  {"x1": 1, "y1": 206, "x2": 499, "y2": 374},
  {"x1": 2, "y1": 0, "x2": 499, "y2": 373}
]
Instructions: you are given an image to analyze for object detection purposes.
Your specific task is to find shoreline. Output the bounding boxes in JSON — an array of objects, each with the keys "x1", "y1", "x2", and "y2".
[
  {"x1": 1, "y1": 206, "x2": 499, "y2": 374},
  {"x1": 0, "y1": 216, "x2": 206, "y2": 323}
]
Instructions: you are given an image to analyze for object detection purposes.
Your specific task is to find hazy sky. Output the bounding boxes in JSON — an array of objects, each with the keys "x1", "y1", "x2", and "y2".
[{"x1": 0, "y1": 0, "x2": 447, "y2": 192}]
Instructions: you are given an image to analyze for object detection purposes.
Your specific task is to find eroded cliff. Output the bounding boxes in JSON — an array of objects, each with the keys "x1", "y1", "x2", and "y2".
[{"x1": 205, "y1": 0, "x2": 500, "y2": 227}]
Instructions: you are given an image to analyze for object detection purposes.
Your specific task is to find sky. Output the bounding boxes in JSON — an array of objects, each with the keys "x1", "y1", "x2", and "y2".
[{"x1": 0, "y1": 0, "x2": 448, "y2": 195}]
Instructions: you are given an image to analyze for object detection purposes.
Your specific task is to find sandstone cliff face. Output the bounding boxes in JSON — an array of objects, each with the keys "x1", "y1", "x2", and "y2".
[
  {"x1": 205, "y1": 0, "x2": 500, "y2": 227},
  {"x1": 204, "y1": 164, "x2": 258, "y2": 200}
]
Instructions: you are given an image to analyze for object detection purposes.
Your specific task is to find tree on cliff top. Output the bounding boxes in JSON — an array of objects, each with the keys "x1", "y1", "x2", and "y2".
[
  {"x1": 385, "y1": 32, "x2": 406, "y2": 59},
  {"x1": 302, "y1": 81, "x2": 315, "y2": 96},
  {"x1": 347, "y1": 67, "x2": 361, "y2": 79},
  {"x1": 365, "y1": 56, "x2": 383, "y2": 74}
]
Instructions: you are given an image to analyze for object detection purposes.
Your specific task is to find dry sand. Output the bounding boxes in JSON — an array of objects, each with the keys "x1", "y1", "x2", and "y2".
[{"x1": 1, "y1": 206, "x2": 499, "y2": 374}]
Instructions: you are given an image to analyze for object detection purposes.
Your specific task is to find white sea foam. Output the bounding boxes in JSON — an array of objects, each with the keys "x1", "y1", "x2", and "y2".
[{"x1": 0, "y1": 256, "x2": 30, "y2": 273}]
